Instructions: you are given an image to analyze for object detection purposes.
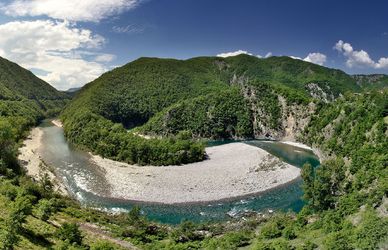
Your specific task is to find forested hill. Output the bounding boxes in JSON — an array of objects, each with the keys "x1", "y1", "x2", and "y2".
[
  {"x1": 66, "y1": 55, "x2": 363, "y2": 124},
  {"x1": 61, "y1": 54, "x2": 382, "y2": 166},
  {"x1": 0, "y1": 56, "x2": 69, "y2": 140},
  {"x1": 0, "y1": 56, "x2": 68, "y2": 101}
]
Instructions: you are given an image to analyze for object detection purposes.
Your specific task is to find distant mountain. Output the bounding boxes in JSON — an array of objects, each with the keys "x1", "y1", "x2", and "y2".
[
  {"x1": 65, "y1": 87, "x2": 82, "y2": 93},
  {"x1": 352, "y1": 74, "x2": 388, "y2": 90}
]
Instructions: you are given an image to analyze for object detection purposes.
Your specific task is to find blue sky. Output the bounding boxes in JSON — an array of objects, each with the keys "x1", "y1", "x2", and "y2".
[{"x1": 0, "y1": 0, "x2": 387, "y2": 90}]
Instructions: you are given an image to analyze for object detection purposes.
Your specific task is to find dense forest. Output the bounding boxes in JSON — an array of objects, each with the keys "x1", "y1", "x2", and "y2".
[
  {"x1": 0, "y1": 55, "x2": 387, "y2": 249},
  {"x1": 62, "y1": 54, "x2": 386, "y2": 166}
]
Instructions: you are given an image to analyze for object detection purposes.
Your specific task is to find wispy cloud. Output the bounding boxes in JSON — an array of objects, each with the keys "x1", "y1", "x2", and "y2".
[
  {"x1": 334, "y1": 40, "x2": 388, "y2": 69},
  {"x1": 112, "y1": 24, "x2": 145, "y2": 34},
  {"x1": 1, "y1": 0, "x2": 142, "y2": 22},
  {"x1": 95, "y1": 53, "x2": 116, "y2": 62}
]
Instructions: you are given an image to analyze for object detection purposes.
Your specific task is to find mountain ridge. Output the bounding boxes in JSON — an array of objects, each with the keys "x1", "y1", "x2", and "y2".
[{"x1": 61, "y1": 54, "x2": 386, "y2": 166}]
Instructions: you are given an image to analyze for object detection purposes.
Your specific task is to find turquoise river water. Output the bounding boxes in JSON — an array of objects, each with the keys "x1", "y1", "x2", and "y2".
[{"x1": 38, "y1": 121, "x2": 320, "y2": 224}]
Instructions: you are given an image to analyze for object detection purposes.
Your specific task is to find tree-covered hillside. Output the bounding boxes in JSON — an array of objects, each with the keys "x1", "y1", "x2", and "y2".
[
  {"x1": 0, "y1": 57, "x2": 68, "y2": 101},
  {"x1": 0, "y1": 56, "x2": 70, "y2": 124},
  {"x1": 62, "y1": 55, "x2": 372, "y2": 165},
  {"x1": 0, "y1": 56, "x2": 69, "y2": 175},
  {"x1": 1, "y1": 55, "x2": 387, "y2": 249},
  {"x1": 64, "y1": 55, "x2": 363, "y2": 128}
]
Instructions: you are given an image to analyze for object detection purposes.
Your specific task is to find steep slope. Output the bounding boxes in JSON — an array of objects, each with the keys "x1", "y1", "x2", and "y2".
[
  {"x1": 225, "y1": 55, "x2": 361, "y2": 99},
  {"x1": 0, "y1": 56, "x2": 69, "y2": 144},
  {"x1": 64, "y1": 55, "x2": 362, "y2": 129},
  {"x1": 61, "y1": 55, "x2": 367, "y2": 165},
  {"x1": 303, "y1": 90, "x2": 387, "y2": 211},
  {"x1": 0, "y1": 57, "x2": 67, "y2": 100}
]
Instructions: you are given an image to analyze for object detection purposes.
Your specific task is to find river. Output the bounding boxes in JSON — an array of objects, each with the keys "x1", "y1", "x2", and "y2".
[{"x1": 38, "y1": 120, "x2": 320, "y2": 224}]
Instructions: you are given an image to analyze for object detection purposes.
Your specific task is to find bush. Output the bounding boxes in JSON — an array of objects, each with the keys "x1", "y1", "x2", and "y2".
[
  {"x1": 296, "y1": 241, "x2": 318, "y2": 250},
  {"x1": 203, "y1": 231, "x2": 252, "y2": 249},
  {"x1": 36, "y1": 198, "x2": 55, "y2": 221},
  {"x1": 90, "y1": 241, "x2": 116, "y2": 250},
  {"x1": 260, "y1": 221, "x2": 282, "y2": 239},
  {"x1": 253, "y1": 238, "x2": 292, "y2": 250},
  {"x1": 324, "y1": 231, "x2": 353, "y2": 250},
  {"x1": 57, "y1": 223, "x2": 83, "y2": 246},
  {"x1": 171, "y1": 220, "x2": 204, "y2": 243},
  {"x1": 282, "y1": 225, "x2": 297, "y2": 240},
  {"x1": 353, "y1": 209, "x2": 388, "y2": 249}
]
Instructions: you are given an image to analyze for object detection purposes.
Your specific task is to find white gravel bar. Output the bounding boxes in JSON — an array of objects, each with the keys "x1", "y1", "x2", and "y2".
[{"x1": 91, "y1": 142, "x2": 301, "y2": 204}]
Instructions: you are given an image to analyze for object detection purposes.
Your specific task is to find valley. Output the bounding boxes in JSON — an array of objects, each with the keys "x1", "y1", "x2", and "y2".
[{"x1": 0, "y1": 54, "x2": 387, "y2": 249}]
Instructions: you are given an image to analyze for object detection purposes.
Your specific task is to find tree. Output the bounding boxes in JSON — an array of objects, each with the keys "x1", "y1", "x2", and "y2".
[
  {"x1": 301, "y1": 163, "x2": 315, "y2": 207},
  {"x1": 57, "y1": 223, "x2": 83, "y2": 246},
  {"x1": 0, "y1": 119, "x2": 17, "y2": 172},
  {"x1": 0, "y1": 196, "x2": 33, "y2": 250},
  {"x1": 39, "y1": 171, "x2": 54, "y2": 195},
  {"x1": 8, "y1": 195, "x2": 33, "y2": 232},
  {"x1": 36, "y1": 199, "x2": 55, "y2": 221},
  {"x1": 127, "y1": 206, "x2": 144, "y2": 225},
  {"x1": 0, "y1": 229, "x2": 19, "y2": 250}
]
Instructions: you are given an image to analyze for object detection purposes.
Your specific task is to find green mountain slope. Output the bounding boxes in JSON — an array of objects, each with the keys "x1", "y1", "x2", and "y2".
[
  {"x1": 0, "y1": 57, "x2": 67, "y2": 100},
  {"x1": 62, "y1": 55, "x2": 366, "y2": 165},
  {"x1": 303, "y1": 90, "x2": 387, "y2": 212},
  {"x1": 0, "y1": 56, "x2": 69, "y2": 139},
  {"x1": 1, "y1": 55, "x2": 386, "y2": 249},
  {"x1": 65, "y1": 55, "x2": 362, "y2": 128}
]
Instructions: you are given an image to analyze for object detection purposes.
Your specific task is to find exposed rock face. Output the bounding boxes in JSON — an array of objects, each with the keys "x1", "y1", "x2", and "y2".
[
  {"x1": 230, "y1": 73, "x2": 249, "y2": 85},
  {"x1": 352, "y1": 74, "x2": 386, "y2": 85},
  {"x1": 240, "y1": 84, "x2": 315, "y2": 141},
  {"x1": 305, "y1": 82, "x2": 335, "y2": 103},
  {"x1": 278, "y1": 96, "x2": 316, "y2": 141}
]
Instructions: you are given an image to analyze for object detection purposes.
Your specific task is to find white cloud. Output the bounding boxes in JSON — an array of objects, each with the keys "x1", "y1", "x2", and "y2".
[
  {"x1": 95, "y1": 54, "x2": 116, "y2": 62},
  {"x1": 1, "y1": 0, "x2": 141, "y2": 22},
  {"x1": 289, "y1": 56, "x2": 302, "y2": 60},
  {"x1": 0, "y1": 20, "x2": 111, "y2": 90},
  {"x1": 334, "y1": 40, "x2": 388, "y2": 69},
  {"x1": 217, "y1": 50, "x2": 274, "y2": 59},
  {"x1": 303, "y1": 52, "x2": 327, "y2": 66},
  {"x1": 257, "y1": 52, "x2": 272, "y2": 58},
  {"x1": 217, "y1": 50, "x2": 253, "y2": 58},
  {"x1": 289, "y1": 53, "x2": 327, "y2": 66}
]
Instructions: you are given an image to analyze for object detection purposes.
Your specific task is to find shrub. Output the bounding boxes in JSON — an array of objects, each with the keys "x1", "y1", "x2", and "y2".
[
  {"x1": 36, "y1": 198, "x2": 55, "y2": 221},
  {"x1": 57, "y1": 223, "x2": 83, "y2": 246}
]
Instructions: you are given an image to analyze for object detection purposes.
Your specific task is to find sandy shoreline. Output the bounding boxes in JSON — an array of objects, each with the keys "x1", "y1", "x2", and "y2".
[
  {"x1": 51, "y1": 119, "x2": 63, "y2": 127},
  {"x1": 91, "y1": 143, "x2": 301, "y2": 204},
  {"x1": 18, "y1": 127, "x2": 68, "y2": 195},
  {"x1": 280, "y1": 141, "x2": 312, "y2": 150}
]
